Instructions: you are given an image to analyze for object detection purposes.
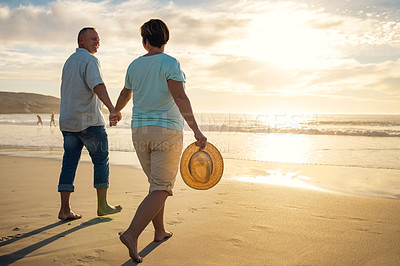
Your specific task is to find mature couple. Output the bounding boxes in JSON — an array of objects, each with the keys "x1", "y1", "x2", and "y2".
[{"x1": 58, "y1": 19, "x2": 207, "y2": 262}]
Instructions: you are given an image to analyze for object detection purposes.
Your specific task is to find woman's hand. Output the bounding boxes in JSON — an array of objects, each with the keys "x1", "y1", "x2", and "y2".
[
  {"x1": 109, "y1": 111, "x2": 122, "y2": 127},
  {"x1": 194, "y1": 129, "x2": 207, "y2": 150}
]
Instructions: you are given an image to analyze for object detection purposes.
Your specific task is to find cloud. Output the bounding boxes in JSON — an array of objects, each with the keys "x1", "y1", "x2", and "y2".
[
  {"x1": 0, "y1": 0, "x2": 256, "y2": 91},
  {"x1": 300, "y1": 58, "x2": 400, "y2": 100},
  {"x1": 0, "y1": 0, "x2": 251, "y2": 48},
  {"x1": 374, "y1": 77, "x2": 400, "y2": 96},
  {"x1": 348, "y1": 44, "x2": 400, "y2": 64},
  {"x1": 201, "y1": 56, "x2": 303, "y2": 94},
  {"x1": 0, "y1": 0, "x2": 400, "y2": 113},
  {"x1": 0, "y1": 46, "x2": 65, "y2": 99},
  {"x1": 365, "y1": 59, "x2": 400, "y2": 96}
]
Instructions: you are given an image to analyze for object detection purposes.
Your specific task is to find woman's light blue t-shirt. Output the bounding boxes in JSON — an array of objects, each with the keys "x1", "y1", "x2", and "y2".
[{"x1": 124, "y1": 53, "x2": 186, "y2": 131}]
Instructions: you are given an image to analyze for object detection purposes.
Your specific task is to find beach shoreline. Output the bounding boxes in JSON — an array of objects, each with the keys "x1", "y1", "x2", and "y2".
[
  {"x1": 1, "y1": 154, "x2": 400, "y2": 265},
  {"x1": 1, "y1": 145, "x2": 399, "y2": 200}
]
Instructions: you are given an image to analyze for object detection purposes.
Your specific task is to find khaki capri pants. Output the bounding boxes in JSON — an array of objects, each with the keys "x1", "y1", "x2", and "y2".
[{"x1": 132, "y1": 126, "x2": 183, "y2": 196}]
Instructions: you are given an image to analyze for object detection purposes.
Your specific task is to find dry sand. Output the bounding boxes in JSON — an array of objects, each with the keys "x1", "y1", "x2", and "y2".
[{"x1": 1, "y1": 155, "x2": 400, "y2": 265}]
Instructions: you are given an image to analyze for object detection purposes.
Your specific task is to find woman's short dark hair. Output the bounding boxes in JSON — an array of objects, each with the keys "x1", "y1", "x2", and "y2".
[{"x1": 140, "y1": 19, "x2": 169, "y2": 48}]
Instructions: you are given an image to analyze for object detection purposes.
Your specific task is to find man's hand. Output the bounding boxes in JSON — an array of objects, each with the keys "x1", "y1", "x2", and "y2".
[
  {"x1": 109, "y1": 111, "x2": 122, "y2": 127},
  {"x1": 194, "y1": 129, "x2": 207, "y2": 150}
]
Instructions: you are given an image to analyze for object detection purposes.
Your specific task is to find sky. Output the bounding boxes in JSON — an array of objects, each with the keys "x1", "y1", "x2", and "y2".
[{"x1": 0, "y1": 0, "x2": 400, "y2": 114}]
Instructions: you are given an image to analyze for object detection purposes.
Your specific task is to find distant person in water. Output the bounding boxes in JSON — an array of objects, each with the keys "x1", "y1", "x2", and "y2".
[
  {"x1": 113, "y1": 19, "x2": 207, "y2": 263},
  {"x1": 57, "y1": 27, "x2": 122, "y2": 220},
  {"x1": 50, "y1": 112, "x2": 56, "y2": 127},
  {"x1": 36, "y1": 115, "x2": 43, "y2": 127}
]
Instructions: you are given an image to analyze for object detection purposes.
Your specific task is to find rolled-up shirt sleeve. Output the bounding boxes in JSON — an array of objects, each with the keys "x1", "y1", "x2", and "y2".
[
  {"x1": 85, "y1": 58, "x2": 104, "y2": 90},
  {"x1": 166, "y1": 60, "x2": 186, "y2": 83},
  {"x1": 124, "y1": 65, "x2": 133, "y2": 90}
]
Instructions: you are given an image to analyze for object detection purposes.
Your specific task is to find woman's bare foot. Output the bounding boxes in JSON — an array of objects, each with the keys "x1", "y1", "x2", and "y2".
[
  {"x1": 154, "y1": 230, "x2": 173, "y2": 242},
  {"x1": 58, "y1": 210, "x2": 82, "y2": 220},
  {"x1": 98, "y1": 204, "x2": 122, "y2": 216},
  {"x1": 120, "y1": 232, "x2": 143, "y2": 263}
]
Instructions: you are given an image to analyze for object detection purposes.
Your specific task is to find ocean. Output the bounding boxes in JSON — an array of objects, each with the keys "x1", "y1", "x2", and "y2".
[{"x1": 0, "y1": 113, "x2": 399, "y2": 198}]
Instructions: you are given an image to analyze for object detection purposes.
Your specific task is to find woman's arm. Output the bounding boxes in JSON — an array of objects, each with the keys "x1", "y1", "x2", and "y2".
[
  {"x1": 110, "y1": 87, "x2": 133, "y2": 125},
  {"x1": 168, "y1": 79, "x2": 207, "y2": 149},
  {"x1": 115, "y1": 87, "x2": 133, "y2": 112}
]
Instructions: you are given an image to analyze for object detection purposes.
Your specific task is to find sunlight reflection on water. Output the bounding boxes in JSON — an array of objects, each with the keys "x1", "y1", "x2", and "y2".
[
  {"x1": 248, "y1": 133, "x2": 316, "y2": 164},
  {"x1": 231, "y1": 169, "x2": 327, "y2": 191}
]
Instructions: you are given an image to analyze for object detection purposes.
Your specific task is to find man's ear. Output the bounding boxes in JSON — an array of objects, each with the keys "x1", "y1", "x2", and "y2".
[{"x1": 78, "y1": 36, "x2": 84, "y2": 47}]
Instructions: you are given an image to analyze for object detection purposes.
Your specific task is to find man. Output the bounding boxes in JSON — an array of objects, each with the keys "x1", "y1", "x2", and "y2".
[
  {"x1": 37, "y1": 115, "x2": 43, "y2": 127},
  {"x1": 50, "y1": 112, "x2": 56, "y2": 127},
  {"x1": 58, "y1": 27, "x2": 121, "y2": 220}
]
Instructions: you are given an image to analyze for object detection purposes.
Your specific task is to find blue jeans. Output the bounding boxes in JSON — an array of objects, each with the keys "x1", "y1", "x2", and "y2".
[{"x1": 58, "y1": 126, "x2": 109, "y2": 192}]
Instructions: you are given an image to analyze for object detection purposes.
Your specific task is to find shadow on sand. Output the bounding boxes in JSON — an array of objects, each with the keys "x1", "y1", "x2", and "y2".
[
  {"x1": 121, "y1": 237, "x2": 171, "y2": 265},
  {"x1": 0, "y1": 217, "x2": 112, "y2": 265}
]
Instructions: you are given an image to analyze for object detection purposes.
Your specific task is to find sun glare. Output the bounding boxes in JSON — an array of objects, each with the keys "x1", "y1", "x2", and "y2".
[
  {"x1": 232, "y1": 171, "x2": 324, "y2": 191},
  {"x1": 252, "y1": 133, "x2": 314, "y2": 164},
  {"x1": 238, "y1": 8, "x2": 332, "y2": 68}
]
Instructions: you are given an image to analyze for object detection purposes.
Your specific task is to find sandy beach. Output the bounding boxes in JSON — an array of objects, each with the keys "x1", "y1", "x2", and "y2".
[
  {"x1": 1, "y1": 0, "x2": 400, "y2": 264},
  {"x1": 1, "y1": 154, "x2": 400, "y2": 265}
]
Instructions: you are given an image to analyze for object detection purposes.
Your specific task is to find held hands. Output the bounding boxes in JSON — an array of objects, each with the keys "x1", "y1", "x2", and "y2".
[
  {"x1": 109, "y1": 111, "x2": 122, "y2": 127},
  {"x1": 194, "y1": 129, "x2": 207, "y2": 150}
]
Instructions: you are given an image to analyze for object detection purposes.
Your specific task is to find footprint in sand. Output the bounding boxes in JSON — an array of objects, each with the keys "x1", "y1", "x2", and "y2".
[
  {"x1": 312, "y1": 214, "x2": 338, "y2": 220},
  {"x1": 84, "y1": 255, "x2": 99, "y2": 260},
  {"x1": 188, "y1": 208, "x2": 197, "y2": 213},
  {"x1": 0, "y1": 233, "x2": 23, "y2": 241},
  {"x1": 355, "y1": 228, "x2": 382, "y2": 235},
  {"x1": 249, "y1": 225, "x2": 274, "y2": 232},
  {"x1": 228, "y1": 237, "x2": 243, "y2": 247},
  {"x1": 344, "y1": 216, "x2": 368, "y2": 222},
  {"x1": 75, "y1": 253, "x2": 101, "y2": 264},
  {"x1": 224, "y1": 211, "x2": 239, "y2": 219},
  {"x1": 167, "y1": 217, "x2": 184, "y2": 226},
  {"x1": 167, "y1": 220, "x2": 182, "y2": 226}
]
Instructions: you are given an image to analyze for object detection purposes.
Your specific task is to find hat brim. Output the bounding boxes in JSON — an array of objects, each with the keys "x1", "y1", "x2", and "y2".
[{"x1": 180, "y1": 142, "x2": 224, "y2": 190}]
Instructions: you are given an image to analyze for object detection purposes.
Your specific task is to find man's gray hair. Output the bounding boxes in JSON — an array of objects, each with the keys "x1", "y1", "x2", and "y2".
[{"x1": 77, "y1": 27, "x2": 96, "y2": 44}]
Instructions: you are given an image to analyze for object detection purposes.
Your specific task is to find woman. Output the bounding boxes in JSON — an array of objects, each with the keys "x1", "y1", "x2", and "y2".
[{"x1": 113, "y1": 19, "x2": 207, "y2": 263}]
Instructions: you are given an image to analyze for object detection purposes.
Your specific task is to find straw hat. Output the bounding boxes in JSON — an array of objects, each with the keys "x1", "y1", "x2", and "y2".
[{"x1": 180, "y1": 142, "x2": 224, "y2": 190}]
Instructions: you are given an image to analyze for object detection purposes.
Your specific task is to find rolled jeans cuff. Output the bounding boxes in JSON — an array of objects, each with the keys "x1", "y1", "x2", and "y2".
[
  {"x1": 94, "y1": 182, "x2": 109, "y2": 189},
  {"x1": 58, "y1": 184, "x2": 75, "y2": 192}
]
